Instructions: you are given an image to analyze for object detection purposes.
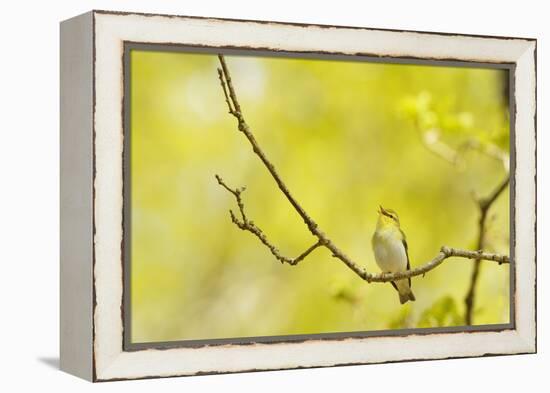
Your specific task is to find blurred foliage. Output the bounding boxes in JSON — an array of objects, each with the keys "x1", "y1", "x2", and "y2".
[
  {"x1": 130, "y1": 50, "x2": 510, "y2": 343},
  {"x1": 400, "y1": 90, "x2": 509, "y2": 171},
  {"x1": 418, "y1": 296, "x2": 463, "y2": 328}
]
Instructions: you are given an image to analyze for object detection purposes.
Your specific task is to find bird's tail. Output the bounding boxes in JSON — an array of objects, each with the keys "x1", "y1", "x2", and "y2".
[{"x1": 399, "y1": 289, "x2": 416, "y2": 305}]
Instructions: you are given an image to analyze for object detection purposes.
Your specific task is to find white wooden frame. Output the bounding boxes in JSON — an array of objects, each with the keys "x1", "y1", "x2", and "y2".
[{"x1": 60, "y1": 10, "x2": 536, "y2": 382}]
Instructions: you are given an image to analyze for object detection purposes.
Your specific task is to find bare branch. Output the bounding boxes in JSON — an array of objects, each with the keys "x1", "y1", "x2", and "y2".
[
  {"x1": 407, "y1": 96, "x2": 511, "y2": 323},
  {"x1": 217, "y1": 68, "x2": 236, "y2": 115},
  {"x1": 364, "y1": 246, "x2": 509, "y2": 282},
  {"x1": 478, "y1": 175, "x2": 510, "y2": 211},
  {"x1": 215, "y1": 54, "x2": 510, "y2": 289},
  {"x1": 218, "y1": 55, "x2": 243, "y2": 115},
  {"x1": 464, "y1": 173, "x2": 510, "y2": 324},
  {"x1": 215, "y1": 174, "x2": 322, "y2": 265},
  {"x1": 442, "y1": 246, "x2": 509, "y2": 264},
  {"x1": 217, "y1": 55, "x2": 364, "y2": 277},
  {"x1": 216, "y1": 175, "x2": 508, "y2": 281}
]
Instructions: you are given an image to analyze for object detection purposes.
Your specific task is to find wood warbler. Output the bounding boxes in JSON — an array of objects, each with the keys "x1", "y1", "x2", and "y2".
[{"x1": 372, "y1": 206, "x2": 416, "y2": 304}]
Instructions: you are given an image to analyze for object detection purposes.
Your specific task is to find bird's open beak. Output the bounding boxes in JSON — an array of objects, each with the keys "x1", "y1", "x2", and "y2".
[{"x1": 378, "y1": 205, "x2": 385, "y2": 214}]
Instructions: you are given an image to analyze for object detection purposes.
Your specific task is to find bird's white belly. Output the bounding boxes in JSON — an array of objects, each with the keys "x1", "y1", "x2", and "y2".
[{"x1": 373, "y1": 234, "x2": 407, "y2": 273}]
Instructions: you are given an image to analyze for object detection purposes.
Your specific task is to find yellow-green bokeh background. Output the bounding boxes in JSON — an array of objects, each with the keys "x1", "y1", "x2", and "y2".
[{"x1": 130, "y1": 50, "x2": 510, "y2": 343}]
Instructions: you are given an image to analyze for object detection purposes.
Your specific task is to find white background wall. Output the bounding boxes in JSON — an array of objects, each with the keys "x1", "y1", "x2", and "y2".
[{"x1": 0, "y1": 0, "x2": 545, "y2": 391}]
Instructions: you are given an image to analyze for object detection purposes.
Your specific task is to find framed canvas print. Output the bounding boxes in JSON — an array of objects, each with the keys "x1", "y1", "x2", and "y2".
[{"x1": 60, "y1": 10, "x2": 537, "y2": 381}]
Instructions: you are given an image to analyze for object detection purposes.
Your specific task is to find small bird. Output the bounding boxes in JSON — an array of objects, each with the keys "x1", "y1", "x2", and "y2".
[{"x1": 372, "y1": 206, "x2": 416, "y2": 304}]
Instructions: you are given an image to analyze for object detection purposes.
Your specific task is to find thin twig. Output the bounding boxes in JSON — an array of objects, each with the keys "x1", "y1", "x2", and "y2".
[
  {"x1": 479, "y1": 175, "x2": 510, "y2": 211},
  {"x1": 215, "y1": 175, "x2": 322, "y2": 265},
  {"x1": 464, "y1": 174, "x2": 510, "y2": 325},
  {"x1": 215, "y1": 54, "x2": 510, "y2": 287},
  {"x1": 217, "y1": 69, "x2": 236, "y2": 115}
]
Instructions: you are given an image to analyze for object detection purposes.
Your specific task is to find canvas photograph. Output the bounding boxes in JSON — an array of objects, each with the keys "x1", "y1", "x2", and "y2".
[
  {"x1": 59, "y1": 11, "x2": 537, "y2": 380},
  {"x1": 124, "y1": 47, "x2": 512, "y2": 347}
]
